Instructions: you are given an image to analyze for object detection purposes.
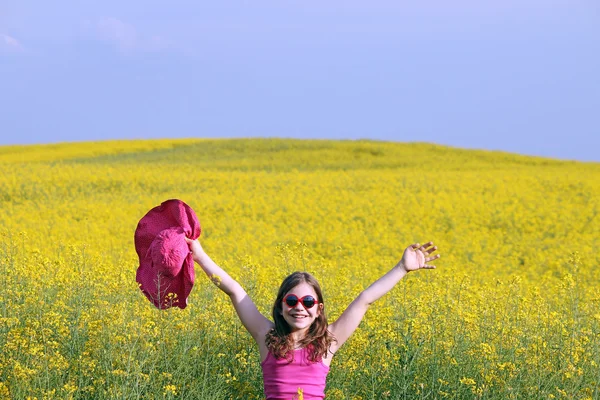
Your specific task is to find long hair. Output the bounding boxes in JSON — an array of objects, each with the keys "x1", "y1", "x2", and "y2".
[{"x1": 265, "y1": 272, "x2": 337, "y2": 362}]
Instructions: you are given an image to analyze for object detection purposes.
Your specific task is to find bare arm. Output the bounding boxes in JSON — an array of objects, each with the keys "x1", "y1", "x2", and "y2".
[
  {"x1": 186, "y1": 238, "x2": 273, "y2": 342},
  {"x1": 328, "y1": 242, "x2": 439, "y2": 353}
]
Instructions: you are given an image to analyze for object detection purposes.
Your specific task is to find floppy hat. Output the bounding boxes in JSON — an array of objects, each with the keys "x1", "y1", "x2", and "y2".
[{"x1": 135, "y1": 199, "x2": 201, "y2": 309}]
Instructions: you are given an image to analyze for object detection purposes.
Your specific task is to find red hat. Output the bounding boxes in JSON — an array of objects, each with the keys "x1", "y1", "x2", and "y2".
[{"x1": 135, "y1": 199, "x2": 201, "y2": 309}]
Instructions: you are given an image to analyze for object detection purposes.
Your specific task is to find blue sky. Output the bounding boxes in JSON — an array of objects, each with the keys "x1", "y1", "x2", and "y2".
[{"x1": 1, "y1": 1, "x2": 599, "y2": 161}]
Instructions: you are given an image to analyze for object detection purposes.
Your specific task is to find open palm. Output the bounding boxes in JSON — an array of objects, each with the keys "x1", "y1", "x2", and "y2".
[{"x1": 400, "y1": 241, "x2": 440, "y2": 272}]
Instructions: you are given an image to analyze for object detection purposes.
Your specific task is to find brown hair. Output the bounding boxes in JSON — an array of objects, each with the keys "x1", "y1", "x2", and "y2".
[{"x1": 265, "y1": 272, "x2": 337, "y2": 362}]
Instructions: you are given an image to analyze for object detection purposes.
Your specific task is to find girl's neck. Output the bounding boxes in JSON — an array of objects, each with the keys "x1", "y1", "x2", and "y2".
[{"x1": 290, "y1": 327, "x2": 309, "y2": 346}]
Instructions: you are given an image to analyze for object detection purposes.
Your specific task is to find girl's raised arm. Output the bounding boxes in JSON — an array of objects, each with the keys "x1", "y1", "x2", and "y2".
[
  {"x1": 186, "y1": 238, "x2": 274, "y2": 343},
  {"x1": 328, "y1": 242, "x2": 439, "y2": 353}
]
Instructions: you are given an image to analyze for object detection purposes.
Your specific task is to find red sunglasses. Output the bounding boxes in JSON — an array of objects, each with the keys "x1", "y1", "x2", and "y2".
[{"x1": 283, "y1": 294, "x2": 318, "y2": 309}]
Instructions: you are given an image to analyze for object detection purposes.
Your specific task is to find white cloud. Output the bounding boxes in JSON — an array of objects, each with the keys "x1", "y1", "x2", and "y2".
[
  {"x1": 86, "y1": 17, "x2": 173, "y2": 54},
  {"x1": 97, "y1": 17, "x2": 138, "y2": 51},
  {"x1": 0, "y1": 34, "x2": 24, "y2": 52}
]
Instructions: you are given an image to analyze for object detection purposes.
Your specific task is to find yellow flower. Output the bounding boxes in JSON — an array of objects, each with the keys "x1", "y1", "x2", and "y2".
[
  {"x1": 163, "y1": 384, "x2": 177, "y2": 396},
  {"x1": 2, "y1": 138, "x2": 600, "y2": 398},
  {"x1": 294, "y1": 388, "x2": 304, "y2": 400},
  {"x1": 211, "y1": 273, "x2": 222, "y2": 286},
  {"x1": 460, "y1": 377, "x2": 476, "y2": 386},
  {"x1": 0, "y1": 382, "x2": 10, "y2": 398}
]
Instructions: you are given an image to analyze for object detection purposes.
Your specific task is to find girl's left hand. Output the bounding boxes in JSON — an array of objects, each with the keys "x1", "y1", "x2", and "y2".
[{"x1": 399, "y1": 242, "x2": 440, "y2": 272}]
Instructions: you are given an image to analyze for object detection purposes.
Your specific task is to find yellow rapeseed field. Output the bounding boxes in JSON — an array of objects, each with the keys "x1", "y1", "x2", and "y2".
[{"x1": 1, "y1": 138, "x2": 599, "y2": 399}]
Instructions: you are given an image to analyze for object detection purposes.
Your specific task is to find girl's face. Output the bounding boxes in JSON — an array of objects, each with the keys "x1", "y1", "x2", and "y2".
[{"x1": 281, "y1": 282, "x2": 323, "y2": 332}]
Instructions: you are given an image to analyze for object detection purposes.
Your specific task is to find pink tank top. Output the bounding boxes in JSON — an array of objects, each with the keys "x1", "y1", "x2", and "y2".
[{"x1": 261, "y1": 347, "x2": 330, "y2": 400}]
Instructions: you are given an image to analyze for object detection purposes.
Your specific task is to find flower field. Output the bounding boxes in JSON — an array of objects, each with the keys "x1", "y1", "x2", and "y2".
[{"x1": 1, "y1": 138, "x2": 599, "y2": 399}]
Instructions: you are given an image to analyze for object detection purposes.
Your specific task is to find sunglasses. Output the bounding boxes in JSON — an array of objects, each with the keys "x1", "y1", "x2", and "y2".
[{"x1": 283, "y1": 294, "x2": 319, "y2": 309}]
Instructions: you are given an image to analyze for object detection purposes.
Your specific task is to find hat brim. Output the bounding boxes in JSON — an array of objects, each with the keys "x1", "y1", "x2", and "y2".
[{"x1": 136, "y1": 250, "x2": 195, "y2": 309}]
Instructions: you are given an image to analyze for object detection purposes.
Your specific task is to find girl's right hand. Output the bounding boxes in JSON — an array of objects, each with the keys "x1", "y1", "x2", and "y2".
[{"x1": 185, "y1": 237, "x2": 204, "y2": 261}]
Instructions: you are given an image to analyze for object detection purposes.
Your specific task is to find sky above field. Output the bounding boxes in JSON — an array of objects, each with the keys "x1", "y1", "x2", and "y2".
[{"x1": 1, "y1": 1, "x2": 599, "y2": 161}]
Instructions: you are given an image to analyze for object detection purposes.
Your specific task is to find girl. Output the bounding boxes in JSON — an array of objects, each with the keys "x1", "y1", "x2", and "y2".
[{"x1": 185, "y1": 237, "x2": 440, "y2": 399}]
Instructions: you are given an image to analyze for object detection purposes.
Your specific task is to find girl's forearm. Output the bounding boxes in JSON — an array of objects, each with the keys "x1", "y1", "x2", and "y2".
[
  {"x1": 193, "y1": 249, "x2": 244, "y2": 297},
  {"x1": 360, "y1": 262, "x2": 408, "y2": 305}
]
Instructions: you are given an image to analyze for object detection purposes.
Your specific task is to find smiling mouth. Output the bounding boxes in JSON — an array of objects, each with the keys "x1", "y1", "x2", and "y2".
[{"x1": 291, "y1": 315, "x2": 307, "y2": 319}]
